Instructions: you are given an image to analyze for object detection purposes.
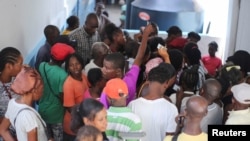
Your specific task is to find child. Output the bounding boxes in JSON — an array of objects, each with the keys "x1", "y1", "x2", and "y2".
[{"x1": 76, "y1": 125, "x2": 103, "y2": 141}]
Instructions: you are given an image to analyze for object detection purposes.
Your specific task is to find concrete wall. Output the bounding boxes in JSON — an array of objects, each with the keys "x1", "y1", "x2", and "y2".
[{"x1": 0, "y1": 0, "x2": 95, "y2": 66}]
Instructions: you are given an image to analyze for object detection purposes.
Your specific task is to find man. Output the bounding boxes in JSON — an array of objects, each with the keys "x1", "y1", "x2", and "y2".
[
  {"x1": 187, "y1": 31, "x2": 201, "y2": 43},
  {"x1": 95, "y1": 2, "x2": 111, "y2": 34},
  {"x1": 164, "y1": 95, "x2": 208, "y2": 141},
  {"x1": 38, "y1": 43, "x2": 75, "y2": 141},
  {"x1": 201, "y1": 41, "x2": 222, "y2": 77},
  {"x1": 84, "y1": 42, "x2": 110, "y2": 74},
  {"x1": 165, "y1": 25, "x2": 182, "y2": 46},
  {"x1": 128, "y1": 63, "x2": 178, "y2": 141},
  {"x1": 225, "y1": 83, "x2": 250, "y2": 124},
  {"x1": 99, "y1": 24, "x2": 154, "y2": 108},
  {"x1": 35, "y1": 25, "x2": 60, "y2": 70},
  {"x1": 104, "y1": 78, "x2": 142, "y2": 141},
  {"x1": 69, "y1": 13, "x2": 101, "y2": 64},
  {"x1": 199, "y1": 78, "x2": 223, "y2": 133}
]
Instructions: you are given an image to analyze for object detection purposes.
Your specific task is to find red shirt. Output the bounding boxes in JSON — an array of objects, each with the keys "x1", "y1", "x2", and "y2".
[{"x1": 202, "y1": 55, "x2": 222, "y2": 76}]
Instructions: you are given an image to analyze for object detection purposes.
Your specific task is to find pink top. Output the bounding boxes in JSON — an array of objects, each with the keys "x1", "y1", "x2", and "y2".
[{"x1": 83, "y1": 89, "x2": 100, "y2": 101}]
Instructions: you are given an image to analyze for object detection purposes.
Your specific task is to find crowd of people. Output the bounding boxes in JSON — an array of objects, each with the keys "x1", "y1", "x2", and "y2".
[{"x1": 1, "y1": 1, "x2": 250, "y2": 141}]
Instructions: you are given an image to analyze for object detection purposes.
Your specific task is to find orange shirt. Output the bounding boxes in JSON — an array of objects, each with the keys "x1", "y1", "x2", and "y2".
[{"x1": 63, "y1": 74, "x2": 89, "y2": 135}]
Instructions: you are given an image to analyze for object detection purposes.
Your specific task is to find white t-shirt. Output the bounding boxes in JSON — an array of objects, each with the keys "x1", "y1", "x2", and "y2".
[
  {"x1": 169, "y1": 91, "x2": 195, "y2": 113},
  {"x1": 128, "y1": 97, "x2": 178, "y2": 141},
  {"x1": 5, "y1": 99, "x2": 47, "y2": 141},
  {"x1": 84, "y1": 59, "x2": 100, "y2": 75}
]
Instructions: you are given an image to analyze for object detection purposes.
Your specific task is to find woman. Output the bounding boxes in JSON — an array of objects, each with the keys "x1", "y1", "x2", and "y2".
[
  {"x1": 83, "y1": 68, "x2": 106, "y2": 100},
  {"x1": 62, "y1": 15, "x2": 79, "y2": 35},
  {"x1": 0, "y1": 66, "x2": 47, "y2": 141},
  {"x1": 63, "y1": 53, "x2": 90, "y2": 140},
  {"x1": 0, "y1": 47, "x2": 23, "y2": 140},
  {"x1": 71, "y1": 98, "x2": 108, "y2": 141}
]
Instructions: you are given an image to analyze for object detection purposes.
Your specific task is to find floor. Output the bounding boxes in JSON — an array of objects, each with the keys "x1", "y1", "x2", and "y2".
[{"x1": 105, "y1": 4, "x2": 122, "y2": 27}]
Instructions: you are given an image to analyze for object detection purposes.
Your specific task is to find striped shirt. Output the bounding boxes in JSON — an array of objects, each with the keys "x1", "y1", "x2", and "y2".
[{"x1": 106, "y1": 106, "x2": 142, "y2": 141}]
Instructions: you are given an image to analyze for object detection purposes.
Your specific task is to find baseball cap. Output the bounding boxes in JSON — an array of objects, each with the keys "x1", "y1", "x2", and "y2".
[
  {"x1": 231, "y1": 83, "x2": 250, "y2": 104},
  {"x1": 51, "y1": 43, "x2": 75, "y2": 61},
  {"x1": 103, "y1": 78, "x2": 128, "y2": 99}
]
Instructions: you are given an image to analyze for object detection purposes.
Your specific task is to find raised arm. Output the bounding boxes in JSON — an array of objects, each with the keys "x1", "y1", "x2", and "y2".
[
  {"x1": 158, "y1": 45, "x2": 171, "y2": 64},
  {"x1": 133, "y1": 24, "x2": 154, "y2": 67}
]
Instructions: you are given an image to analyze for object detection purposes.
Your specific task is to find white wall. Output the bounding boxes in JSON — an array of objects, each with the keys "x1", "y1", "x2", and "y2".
[
  {"x1": 126, "y1": 30, "x2": 223, "y2": 63},
  {"x1": 0, "y1": 0, "x2": 77, "y2": 64},
  {"x1": 235, "y1": 0, "x2": 250, "y2": 53}
]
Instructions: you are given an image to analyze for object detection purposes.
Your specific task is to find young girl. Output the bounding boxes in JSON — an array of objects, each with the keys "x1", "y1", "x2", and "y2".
[
  {"x1": 63, "y1": 53, "x2": 89, "y2": 140},
  {"x1": 83, "y1": 68, "x2": 106, "y2": 100},
  {"x1": 71, "y1": 98, "x2": 108, "y2": 141},
  {"x1": 0, "y1": 47, "x2": 23, "y2": 140},
  {"x1": 0, "y1": 66, "x2": 47, "y2": 141}
]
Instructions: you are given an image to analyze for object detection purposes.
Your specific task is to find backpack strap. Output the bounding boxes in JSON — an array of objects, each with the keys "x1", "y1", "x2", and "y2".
[{"x1": 14, "y1": 108, "x2": 49, "y2": 140}]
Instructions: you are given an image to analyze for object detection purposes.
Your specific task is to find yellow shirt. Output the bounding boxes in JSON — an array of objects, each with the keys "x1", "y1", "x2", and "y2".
[
  {"x1": 164, "y1": 132, "x2": 207, "y2": 141},
  {"x1": 62, "y1": 29, "x2": 71, "y2": 35}
]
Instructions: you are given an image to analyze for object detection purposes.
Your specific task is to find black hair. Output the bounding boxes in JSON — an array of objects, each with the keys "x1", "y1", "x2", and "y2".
[
  {"x1": 103, "y1": 11, "x2": 109, "y2": 17},
  {"x1": 0, "y1": 47, "x2": 21, "y2": 72},
  {"x1": 85, "y1": 13, "x2": 98, "y2": 25},
  {"x1": 87, "y1": 68, "x2": 103, "y2": 86},
  {"x1": 148, "y1": 63, "x2": 176, "y2": 84},
  {"x1": 104, "y1": 52, "x2": 125, "y2": 71},
  {"x1": 65, "y1": 53, "x2": 84, "y2": 74},
  {"x1": 125, "y1": 40, "x2": 140, "y2": 58},
  {"x1": 125, "y1": 41, "x2": 150, "y2": 60},
  {"x1": 183, "y1": 42, "x2": 201, "y2": 65},
  {"x1": 147, "y1": 36, "x2": 165, "y2": 52},
  {"x1": 67, "y1": 15, "x2": 79, "y2": 28},
  {"x1": 76, "y1": 125, "x2": 101, "y2": 141},
  {"x1": 54, "y1": 35, "x2": 77, "y2": 49},
  {"x1": 44, "y1": 25, "x2": 59, "y2": 39},
  {"x1": 166, "y1": 25, "x2": 182, "y2": 35},
  {"x1": 217, "y1": 63, "x2": 243, "y2": 96},
  {"x1": 71, "y1": 98, "x2": 104, "y2": 134},
  {"x1": 179, "y1": 65, "x2": 199, "y2": 92},
  {"x1": 219, "y1": 64, "x2": 243, "y2": 86},
  {"x1": 149, "y1": 21, "x2": 159, "y2": 36},
  {"x1": 102, "y1": 23, "x2": 122, "y2": 42},
  {"x1": 168, "y1": 49, "x2": 184, "y2": 71},
  {"x1": 208, "y1": 41, "x2": 218, "y2": 51},
  {"x1": 230, "y1": 50, "x2": 250, "y2": 77},
  {"x1": 187, "y1": 31, "x2": 201, "y2": 41}
]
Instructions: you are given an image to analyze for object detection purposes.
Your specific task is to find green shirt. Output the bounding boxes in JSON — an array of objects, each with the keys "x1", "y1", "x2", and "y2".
[{"x1": 38, "y1": 62, "x2": 67, "y2": 124}]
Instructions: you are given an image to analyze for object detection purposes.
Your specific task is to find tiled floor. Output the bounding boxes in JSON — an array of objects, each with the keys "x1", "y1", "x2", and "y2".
[{"x1": 105, "y1": 4, "x2": 122, "y2": 27}]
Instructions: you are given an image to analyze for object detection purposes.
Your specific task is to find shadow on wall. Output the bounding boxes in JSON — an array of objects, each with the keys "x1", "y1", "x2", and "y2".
[{"x1": 77, "y1": 0, "x2": 95, "y2": 26}]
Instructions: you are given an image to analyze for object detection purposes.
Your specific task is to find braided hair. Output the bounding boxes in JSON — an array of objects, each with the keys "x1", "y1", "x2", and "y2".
[
  {"x1": 0, "y1": 47, "x2": 21, "y2": 72},
  {"x1": 180, "y1": 65, "x2": 199, "y2": 92}
]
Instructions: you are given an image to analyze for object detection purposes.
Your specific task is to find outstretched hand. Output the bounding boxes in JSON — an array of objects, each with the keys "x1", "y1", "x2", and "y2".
[
  {"x1": 157, "y1": 45, "x2": 170, "y2": 63},
  {"x1": 142, "y1": 24, "x2": 154, "y2": 37}
]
